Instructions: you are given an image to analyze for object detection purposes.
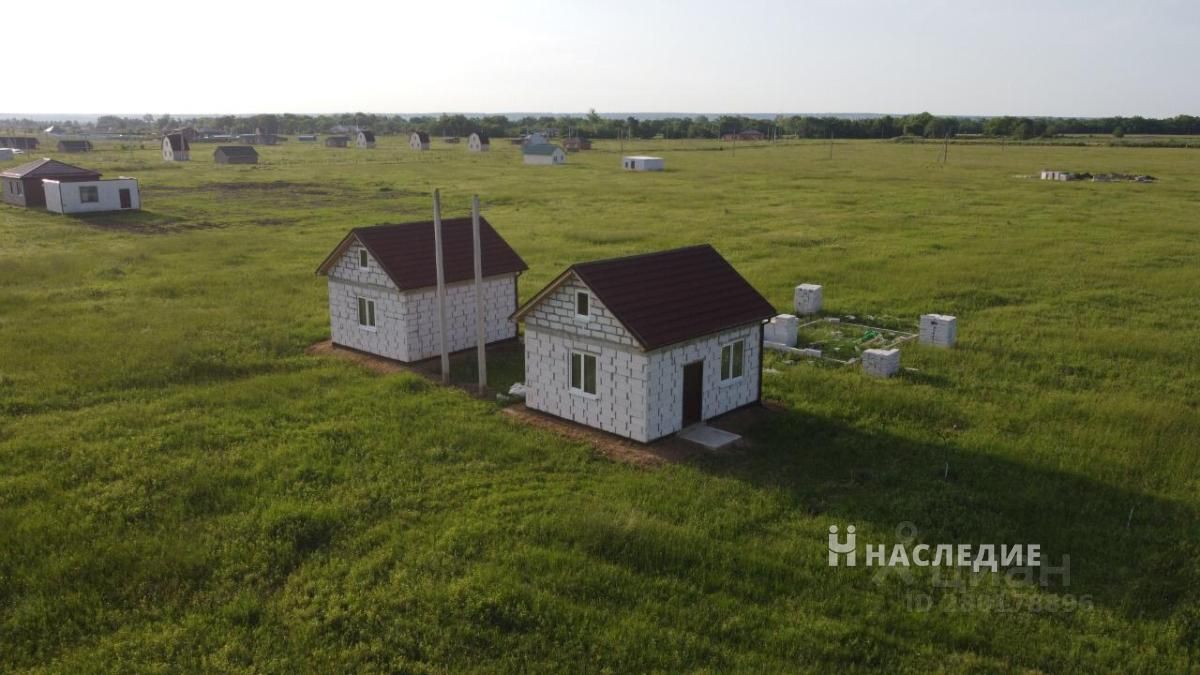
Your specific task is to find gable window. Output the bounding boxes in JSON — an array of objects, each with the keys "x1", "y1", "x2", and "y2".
[
  {"x1": 720, "y1": 340, "x2": 745, "y2": 381},
  {"x1": 570, "y1": 352, "x2": 597, "y2": 396},
  {"x1": 357, "y1": 297, "x2": 376, "y2": 329},
  {"x1": 358, "y1": 248, "x2": 369, "y2": 269},
  {"x1": 575, "y1": 290, "x2": 590, "y2": 319},
  {"x1": 79, "y1": 186, "x2": 99, "y2": 203}
]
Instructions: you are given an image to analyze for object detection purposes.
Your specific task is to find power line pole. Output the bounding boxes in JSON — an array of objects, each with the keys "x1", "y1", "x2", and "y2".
[{"x1": 432, "y1": 189, "x2": 449, "y2": 384}]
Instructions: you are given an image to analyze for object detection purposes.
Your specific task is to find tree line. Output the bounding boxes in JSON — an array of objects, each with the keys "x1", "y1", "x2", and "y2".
[{"x1": 4, "y1": 111, "x2": 1198, "y2": 140}]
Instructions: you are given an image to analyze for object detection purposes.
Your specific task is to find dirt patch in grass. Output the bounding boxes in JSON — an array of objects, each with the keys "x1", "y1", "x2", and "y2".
[
  {"x1": 70, "y1": 211, "x2": 224, "y2": 235},
  {"x1": 198, "y1": 181, "x2": 334, "y2": 195}
]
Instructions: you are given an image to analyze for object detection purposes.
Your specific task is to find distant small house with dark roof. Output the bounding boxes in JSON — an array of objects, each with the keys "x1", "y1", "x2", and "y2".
[
  {"x1": 316, "y1": 218, "x2": 528, "y2": 362},
  {"x1": 298, "y1": 134, "x2": 318, "y2": 142},
  {"x1": 357, "y1": 130, "x2": 376, "y2": 148},
  {"x1": 57, "y1": 140, "x2": 93, "y2": 153},
  {"x1": 468, "y1": 132, "x2": 490, "y2": 152},
  {"x1": 409, "y1": 131, "x2": 430, "y2": 151},
  {"x1": 1, "y1": 158, "x2": 102, "y2": 207},
  {"x1": 522, "y1": 143, "x2": 566, "y2": 165},
  {"x1": 513, "y1": 245, "x2": 775, "y2": 442},
  {"x1": 162, "y1": 133, "x2": 190, "y2": 161},
  {"x1": 563, "y1": 137, "x2": 591, "y2": 151},
  {"x1": 213, "y1": 146, "x2": 259, "y2": 164},
  {"x1": 722, "y1": 130, "x2": 765, "y2": 142},
  {"x1": 0, "y1": 137, "x2": 39, "y2": 150},
  {"x1": 325, "y1": 135, "x2": 350, "y2": 148}
]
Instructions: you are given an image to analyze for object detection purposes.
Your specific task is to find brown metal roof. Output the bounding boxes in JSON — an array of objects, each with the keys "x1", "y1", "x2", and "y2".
[
  {"x1": 164, "y1": 133, "x2": 190, "y2": 151},
  {"x1": 317, "y1": 217, "x2": 528, "y2": 290},
  {"x1": 0, "y1": 158, "x2": 101, "y2": 179},
  {"x1": 214, "y1": 145, "x2": 258, "y2": 157},
  {"x1": 519, "y1": 245, "x2": 775, "y2": 350}
]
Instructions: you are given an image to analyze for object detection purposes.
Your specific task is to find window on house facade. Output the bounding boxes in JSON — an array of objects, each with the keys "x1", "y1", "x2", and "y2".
[
  {"x1": 357, "y1": 297, "x2": 376, "y2": 329},
  {"x1": 79, "y1": 186, "x2": 99, "y2": 203},
  {"x1": 570, "y1": 352, "x2": 597, "y2": 395},
  {"x1": 721, "y1": 340, "x2": 745, "y2": 381},
  {"x1": 575, "y1": 290, "x2": 590, "y2": 318},
  {"x1": 358, "y1": 249, "x2": 369, "y2": 269}
]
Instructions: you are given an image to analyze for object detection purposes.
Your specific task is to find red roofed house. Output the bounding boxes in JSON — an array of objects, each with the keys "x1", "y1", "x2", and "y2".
[
  {"x1": 316, "y1": 218, "x2": 528, "y2": 362},
  {"x1": 512, "y1": 245, "x2": 775, "y2": 442},
  {"x1": 1, "y1": 158, "x2": 102, "y2": 207}
]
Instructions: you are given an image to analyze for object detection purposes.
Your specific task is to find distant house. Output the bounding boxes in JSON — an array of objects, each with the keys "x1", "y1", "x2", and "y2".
[
  {"x1": 467, "y1": 132, "x2": 490, "y2": 152},
  {"x1": 513, "y1": 245, "x2": 775, "y2": 443},
  {"x1": 622, "y1": 156, "x2": 664, "y2": 171},
  {"x1": 253, "y1": 130, "x2": 280, "y2": 145},
  {"x1": 522, "y1": 133, "x2": 548, "y2": 146},
  {"x1": 0, "y1": 137, "x2": 39, "y2": 150},
  {"x1": 162, "y1": 133, "x2": 190, "y2": 161},
  {"x1": 409, "y1": 131, "x2": 430, "y2": 151},
  {"x1": 0, "y1": 149, "x2": 12, "y2": 161},
  {"x1": 324, "y1": 135, "x2": 350, "y2": 148},
  {"x1": 563, "y1": 137, "x2": 591, "y2": 151},
  {"x1": 171, "y1": 127, "x2": 200, "y2": 142},
  {"x1": 298, "y1": 134, "x2": 318, "y2": 142},
  {"x1": 1040, "y1": 169, "x2": 1076, "y2": 181},
  {"x1": 522, "y1": 143, "x2": 566, "y2": 165},
  {"x1": 1, "y1": 158, "x2": 102, "y2": 207},
  {"x1": 721, "y1": 130, "x2": 765, "y2": 141},
  {"x1": 43, "y1": 177, "x2": 140, "y2": 214},
  {"x1": 357, "y1": 130, "x2": 376, "y2": 148},
  {"x1": 442, "y1": 136, "x2": 460, "y2": 144},
  {"x1": 315, "y1": 218, "x2": 529, "y2": 363},
  {"x1": 213, "y1": 146, "x2": 259, "y2": 164},
  {"x1": 57, "y1": 140, "x2": 93, "y2": 153}
]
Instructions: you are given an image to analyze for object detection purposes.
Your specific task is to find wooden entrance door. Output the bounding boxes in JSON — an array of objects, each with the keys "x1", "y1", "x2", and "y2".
[
  {"x1": 118, "y1": 189, "x2": 132, "y2": 209},
  {"x1": 681, "y1": 361, "x2": 704, "y2": 426}
]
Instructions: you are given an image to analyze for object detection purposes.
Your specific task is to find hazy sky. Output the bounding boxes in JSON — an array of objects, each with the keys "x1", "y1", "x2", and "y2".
[{"x1": 8, "y1": 0, "x2": 1197, "y2": 117}]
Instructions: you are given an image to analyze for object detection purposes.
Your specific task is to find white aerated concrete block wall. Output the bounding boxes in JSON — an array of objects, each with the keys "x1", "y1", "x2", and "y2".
[
  {"x1": 862, "y1": 348, "x2": 900, "y2": 378},
  {"x1": 764, "y1": 314, "x2": 799, "y2": 347},
  {"x1": 523, "y1": 327, "x2": 650, "y2": 442},
  {"x1": 645, "y1": 324, "x2": 760, "y2": 441},
  {"x1": 794, "y1": 284, "x2": 823, "y2": 315},
  {"x1": 919, "y1": 314, "x2": 957, "y2": 348}
]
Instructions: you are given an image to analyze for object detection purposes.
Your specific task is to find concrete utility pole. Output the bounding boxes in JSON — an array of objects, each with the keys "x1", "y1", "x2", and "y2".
[
  {"x1": 432, "y1": 189, "x2": 450, "y2": 383},
  {"x1": 471, "y1": 195, "x2": 487, "y2": 394},
  {"x1": 942, "y1": 131, "x2": 950, "y2": 163}
]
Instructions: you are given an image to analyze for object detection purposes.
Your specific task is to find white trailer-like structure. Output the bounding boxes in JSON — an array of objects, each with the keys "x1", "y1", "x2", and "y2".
[
  {"x1": 42, "y1": 178, "x2": 140, "y2": 214},
  {"x1": 622, "y1": 156, "x2": 664, "y2": 171}
]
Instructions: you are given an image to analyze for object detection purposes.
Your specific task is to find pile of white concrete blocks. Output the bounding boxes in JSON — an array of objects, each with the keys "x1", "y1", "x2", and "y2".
[
  {"x1": 919, "y1": 314, "x2": 957, "y2": 348},
  {"x1": 794, "y1": 284, "x2": 823, "y2": 315},
  {"x1": 862, "y1": 348, "x2": 900, "y2": 378},
  {"x1": 764, "y1": 314, "x2": 799, "y2": 348}
]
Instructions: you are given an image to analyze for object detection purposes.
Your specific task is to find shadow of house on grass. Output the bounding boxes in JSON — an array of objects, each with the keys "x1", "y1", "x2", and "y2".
[{"x1": 693, "y1": 403, "x2": 1199, "y2": 623}]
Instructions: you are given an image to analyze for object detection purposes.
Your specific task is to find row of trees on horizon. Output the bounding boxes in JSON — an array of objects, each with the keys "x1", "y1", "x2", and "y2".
[{"x1": 4, "y1": 111, "x2": 1198, "y2": 140}]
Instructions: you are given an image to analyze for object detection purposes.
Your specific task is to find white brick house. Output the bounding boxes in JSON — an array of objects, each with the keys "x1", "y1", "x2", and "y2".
[
  {"x1": 409, "y1": 131, "x2": 430, "y2": 151},
  {"x1": 513, "y1": 245, "x2": 776, "y2": 443},
  {"x1": 162, "y1": 133, "x2": 190, "y2": 161},
  {"x1": 468, "y1": 132, "x2": 490, "y2": 152},
  {"x1": 316, "y1": 218, "x2": 528, "y2": 362}
]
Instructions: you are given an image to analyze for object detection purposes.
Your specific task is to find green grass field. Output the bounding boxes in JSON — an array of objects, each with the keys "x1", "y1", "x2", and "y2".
[{"x1": 2, "y1": 136, "x2": 1198, "y2": 673}]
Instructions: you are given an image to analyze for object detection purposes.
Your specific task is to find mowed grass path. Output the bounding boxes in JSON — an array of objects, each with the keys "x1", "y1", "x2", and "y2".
[{"x1": 1, "y1": 137, "x2": 1197, "y2": 672}]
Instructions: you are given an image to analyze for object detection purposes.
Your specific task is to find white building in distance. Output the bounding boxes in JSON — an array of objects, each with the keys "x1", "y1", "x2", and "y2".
[
  {"x1": 513, "y1": 245, "x2": 775, "y2": 442},
  {"x1": 468, "y1": 132, "x2": 490, "y2": 152},
  {"x1": 523, "y1": 144, "x2": 566, "y2": 165},
  {"x1": 409, "y1": 131, "x2": 430, "y2": 151},
  {"x1": 43, "y1": 177, "x2": 140, "y2": 214},
  {"x1": 316, "y1": 218, "x2": 528, "y2": 363},
  {"x1": 162, "y1": 133, "x2": 190, "y2": 161},
  {"x1": 622, "y1": 156, "x2": 664, "y2": 171}
]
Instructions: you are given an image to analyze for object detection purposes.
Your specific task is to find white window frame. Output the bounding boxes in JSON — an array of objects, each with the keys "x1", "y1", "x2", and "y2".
[
  {"x1": 358, "y1": 248, "x2": 369, "y2": 270},
  {"x1": 720, "y1": 339, "x2": 745, "y2": 383},
  {"x1": 357, "y1": 296, "x2": 376, "y2": 331},
  {"x1": 574, "y1": 290, "x2": 590, "y2": 320},
  {"x1": 569, "y1": 351, "x2": 598, "y2": 397}
]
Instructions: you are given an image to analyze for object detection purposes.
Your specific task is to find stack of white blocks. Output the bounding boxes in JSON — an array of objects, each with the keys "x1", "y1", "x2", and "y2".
[
  {"x1": 764, "y1": 314, "x2": 799, "y2": 347},
  {"x1": 862, "y1": 348, "x2": 900, "y2": 378},
  {"x1": 919, "y1": 314, "x2": 957, "y2": 348},
  {"x1": 794, "y1": 284, "x2": 823, "y2": 315}
]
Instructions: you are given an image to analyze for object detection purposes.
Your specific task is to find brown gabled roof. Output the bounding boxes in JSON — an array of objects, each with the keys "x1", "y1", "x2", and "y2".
[
  {"x1": 411, "y1": 131, "x2": 429, "y2": 142},
  {"x1": 515, "y1": 245, "x2": 775, "y2": 351},
  {"x1": 214, "y1": 145, "x2": 258, "y2": 157},
  {"x1": 316, "y1": 217, "x2": 528, "y2": 290},
  {"x1": 0, "y1": 158, "x2": 101, "y2": 179}
]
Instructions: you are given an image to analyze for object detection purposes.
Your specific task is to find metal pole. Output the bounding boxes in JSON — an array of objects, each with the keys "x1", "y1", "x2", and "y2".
[
  {"x1": 433, "y1": 189, "x2": 450, "y2": 383},
  {"x1": 472, "y1": 195, "x2": 487, "y2": 394}
]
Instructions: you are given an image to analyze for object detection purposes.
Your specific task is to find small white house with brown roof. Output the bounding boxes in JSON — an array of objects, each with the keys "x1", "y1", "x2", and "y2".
[
  {"x1": 409, "y1": 131, "x2": 430, "y2": 151},
  {"x1": 162, "y1": 133, "x2": 190, "y2": 161},
  {"x1": 356, "y1": 130, "x2": 376, "y2": 148},
  {"x1": 513, "y1": 245, "x2": 775, "y2": 442},
  {"x1": 468, "y1": 132, "x2": 490, "y2": 152},
  {"x1": 316, "y1": 218, "x2": 528, "y2": 363}
]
